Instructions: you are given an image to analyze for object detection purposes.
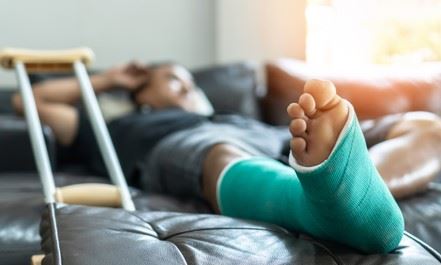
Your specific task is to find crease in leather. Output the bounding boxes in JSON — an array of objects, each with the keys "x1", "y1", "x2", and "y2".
[
  {"x1": 166, "y1": 243, "x2": 189, "y2": 265},
  {"x1": 300, "y1": 236, "x2": 344, "y2": 265},
  {"x1": 162, "y1": 226, "x2": 292, "y2": 241},
  {"x1": 128, "y1": 211, "x2": 336, "y2": 263},
  {"x1": 63, "y1": 207, "x2": 328, "y2": 264},
  {"x1": 127, "y1": 210, "x2": 297, "y2": 241},
  {"x1": 404, "y1": 231, "x2": 441, "y2": 262}
]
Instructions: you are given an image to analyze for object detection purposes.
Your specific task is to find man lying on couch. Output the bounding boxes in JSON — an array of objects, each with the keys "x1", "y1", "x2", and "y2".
[{"x1": 11, "y1": 62, "x2": 441, "y2": 253}]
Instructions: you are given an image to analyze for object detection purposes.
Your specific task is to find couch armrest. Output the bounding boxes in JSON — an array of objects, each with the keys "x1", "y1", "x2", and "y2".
[
  {"x1": 0, "y1": 115, "x2": 56, "y2": 172},
  {"x1": 264, "y1": 59, "x2": 441, "y2": 124}
]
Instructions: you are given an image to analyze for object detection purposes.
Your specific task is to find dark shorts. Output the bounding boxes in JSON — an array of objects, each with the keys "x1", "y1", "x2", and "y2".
[{"x1": 139, "y1": 116, "x2": 291, "y2": 198}]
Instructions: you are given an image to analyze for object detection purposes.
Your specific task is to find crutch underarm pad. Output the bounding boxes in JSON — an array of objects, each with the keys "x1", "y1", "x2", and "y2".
[{"x1": 0, "y1": 47, "x2": 94, "y2": 72}]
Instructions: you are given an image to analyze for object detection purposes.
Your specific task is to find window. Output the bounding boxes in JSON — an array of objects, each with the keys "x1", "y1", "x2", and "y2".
[{"x1": 306, "y1": 0, "x2": 441, "y2": 66}]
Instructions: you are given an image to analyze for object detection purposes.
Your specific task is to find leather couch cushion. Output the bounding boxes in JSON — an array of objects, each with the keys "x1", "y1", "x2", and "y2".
[
  {"x1": 263, "y1": 59, "x2": 441, "y2": 125},
  {"x1": 399, "y1": 183, "x2": 441, "y2": 253},
  {"x1": 0, "y1": 115, "x2": 57, "y2": 172},
  {"x1": 0, "y1": 177, "x2": 45, "y2": 265},
  {"x1": 40, "y1": 204, "x2": 441, "y2": 265},
  {"x1": 0, "y1": 90, "x2": 14, "y2": 114}
]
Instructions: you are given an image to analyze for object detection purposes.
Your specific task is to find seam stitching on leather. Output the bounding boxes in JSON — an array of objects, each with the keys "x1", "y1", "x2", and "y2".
[
  {"x1": 403, "y1": 231, "x2": 441, "y2": 262},
  {"x1": 162, "y1": 226, "x2": 293, "y2": 241}
]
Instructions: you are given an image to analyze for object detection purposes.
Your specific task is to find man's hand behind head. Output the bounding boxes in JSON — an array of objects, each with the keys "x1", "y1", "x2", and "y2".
[{"x1": 104, "y1": 62, "x2": 149, "y2": 91}]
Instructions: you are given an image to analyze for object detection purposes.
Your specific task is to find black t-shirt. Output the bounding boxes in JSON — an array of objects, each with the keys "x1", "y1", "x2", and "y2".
[{"x1": 61, "y1": 108, "x2": 207, "y2": 182}]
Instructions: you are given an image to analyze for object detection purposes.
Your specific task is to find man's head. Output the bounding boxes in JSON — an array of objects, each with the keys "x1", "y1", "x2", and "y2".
[{"x1": 132, "y1": 63, "x2": 212, "y2": 114}]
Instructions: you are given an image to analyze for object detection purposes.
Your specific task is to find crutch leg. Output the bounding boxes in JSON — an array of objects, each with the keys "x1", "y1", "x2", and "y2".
[
  {"x1": 73, "y1": 61, "x2": 135, "y2": 210},
  {"x1": 14, "y1": 61, "x2": 57, "y2": 203}
]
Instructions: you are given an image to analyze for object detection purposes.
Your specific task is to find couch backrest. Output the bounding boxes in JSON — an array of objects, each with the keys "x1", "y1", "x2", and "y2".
[
  {"x1": 192, "y1": 62, "x2": 262, "y2": 120},
  {"x1": 0, "y1": 62, "x2": 263, "y2": 120}
]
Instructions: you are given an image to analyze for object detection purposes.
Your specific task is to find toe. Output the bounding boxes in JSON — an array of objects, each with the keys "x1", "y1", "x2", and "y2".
[
  {"x1": 289, "y1": 119, "x2": 307, "y2": 136},
  {"x1": 304, "y1": 79, "x2": 337, "y2": 109},
  {"x1": 299, "y1": 93, "x2": 316, "y2": 117},
  {"x1": 287, "y1": 103, "x2": 305, "y2": 119},
  {"x1": 291, "y1": 137, "x2": 307, "y2": 155}
]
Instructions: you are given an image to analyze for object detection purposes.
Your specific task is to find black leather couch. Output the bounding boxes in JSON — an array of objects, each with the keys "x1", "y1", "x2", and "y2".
[
  {"x1": 1, "y1": 62, "x2": 441, "y2": 264},
  {"x1": 40, "y1": 204, "x2": 441, "y2": 265}
]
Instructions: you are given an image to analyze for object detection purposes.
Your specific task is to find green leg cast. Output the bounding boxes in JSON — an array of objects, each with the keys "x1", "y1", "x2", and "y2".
[{"x1": 217, "y1": 109, "x2": 404, "y2": 253}]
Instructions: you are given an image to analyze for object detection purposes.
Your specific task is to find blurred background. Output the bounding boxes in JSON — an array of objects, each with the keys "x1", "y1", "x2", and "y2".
[
  {"x1": 0, "y1": 0, "x2": 304, "y2": 86},
  {"x1": 0, "y1": 0, "x2": 440, "y2": 86}
]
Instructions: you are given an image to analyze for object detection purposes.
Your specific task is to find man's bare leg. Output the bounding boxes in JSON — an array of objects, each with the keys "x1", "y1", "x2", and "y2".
[
  {"x1": 368, "y1": 112, "x2": 441, "y2": 198},
  {"x1": 202, "y1": 144, "x2": 251, "y2": 212}
]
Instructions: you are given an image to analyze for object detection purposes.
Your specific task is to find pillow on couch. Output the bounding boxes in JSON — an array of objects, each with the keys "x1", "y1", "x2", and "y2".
[
  {"x1": 263, "y1": 59, "x2": 441, "y2": 125},
  {"x1": 192, "y1": 62, "x2": 262, "y2": 119}
]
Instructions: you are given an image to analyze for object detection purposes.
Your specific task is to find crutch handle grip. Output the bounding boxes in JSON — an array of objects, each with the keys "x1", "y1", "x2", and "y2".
[
  {"x1": 0, "y1": 47, "x2": 94, "y2": 72},
  {"x1": 55, "y1": 183, "x2": 122, "y2": 208}
]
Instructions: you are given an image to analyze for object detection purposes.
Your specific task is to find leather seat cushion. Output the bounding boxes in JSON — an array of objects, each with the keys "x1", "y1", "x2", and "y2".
[
  {"x1": 399, "y1": 184, "x2": 441, "y2": 253},
  {"x1": 40, "y1": 204, "x2": 441, "y2": 265}
]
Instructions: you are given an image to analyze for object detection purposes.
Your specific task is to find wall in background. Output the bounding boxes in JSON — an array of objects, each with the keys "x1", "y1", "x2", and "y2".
[
  {"x1": 216, "y1": 0, "x2": 306, "y2": 63},
  {"x1": 0, "y1": 0, "x2": 307, "y2": 88},
  {"x1": 0, "y1": 0, "x2": 215, "y2": 87}
]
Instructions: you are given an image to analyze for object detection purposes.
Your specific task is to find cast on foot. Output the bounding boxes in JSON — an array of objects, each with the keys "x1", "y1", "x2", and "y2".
[{"x1": 219, "y1": 79, "x2": 404, "y2": 253}]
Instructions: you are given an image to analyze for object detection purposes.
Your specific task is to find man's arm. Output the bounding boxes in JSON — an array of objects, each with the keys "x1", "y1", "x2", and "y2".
[{"x1": 11, "y1": 62, "x2": 149, "y2": 146}]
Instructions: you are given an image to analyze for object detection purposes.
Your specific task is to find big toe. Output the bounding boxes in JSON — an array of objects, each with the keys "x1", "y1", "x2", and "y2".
[{"x1": 304, "y1": 79, "x2": 338, "y2": 109}]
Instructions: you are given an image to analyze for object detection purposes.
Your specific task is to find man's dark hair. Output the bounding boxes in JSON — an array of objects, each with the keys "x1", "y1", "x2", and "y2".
[
  {"x1": 129, "y1": 61, "x2": 177, "y2": 103},
  {"x1": 146, "y1": 61, "x2": 176, "y2": 71}
]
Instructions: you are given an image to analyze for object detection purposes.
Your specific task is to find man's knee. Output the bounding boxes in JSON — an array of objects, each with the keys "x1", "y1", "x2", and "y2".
[
  {"x1": 205, "y1": 144, "x2": 250, "y2": 165},
  {"x1": 387, "y1": 111, "x2": 441, "y2": 139},
  {"x1": 203, "y1": 144, "x2": 251, "y2": 181},
  {"x1": 202, "y1": 144, "x2": 251, "y2": 212}
]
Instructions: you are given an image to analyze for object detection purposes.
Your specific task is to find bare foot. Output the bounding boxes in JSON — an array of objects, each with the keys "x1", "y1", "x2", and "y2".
[{"x1": 287, "y1": 79, "x2": 349, "y2": 166}]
